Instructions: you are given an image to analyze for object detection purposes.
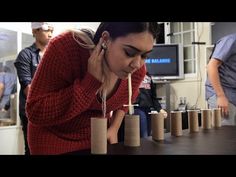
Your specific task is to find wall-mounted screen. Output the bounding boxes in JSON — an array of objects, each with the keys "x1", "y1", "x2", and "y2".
[{"x1": 145, "y1": 43, "x2": 184, "y2": 80}]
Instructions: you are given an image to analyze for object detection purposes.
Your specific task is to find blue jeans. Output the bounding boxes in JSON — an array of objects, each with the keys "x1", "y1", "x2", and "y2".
[{"x1": 134, "y1": 108, "x2": 151, "y2": 138}]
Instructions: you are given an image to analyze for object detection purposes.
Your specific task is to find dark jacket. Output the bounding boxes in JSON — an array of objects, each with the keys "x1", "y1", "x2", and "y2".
[
  {"x1": 14, "y1": 43, "x2": 41, "y2": 116},
  {"x1": 135, "y1": 74, "x2": 162, "y2": 111}
]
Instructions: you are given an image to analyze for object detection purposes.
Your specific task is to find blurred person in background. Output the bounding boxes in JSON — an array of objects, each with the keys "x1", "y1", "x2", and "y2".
[
  {"x1": 14, "y1": 22, "x2": 54, "y2": 155},
  {"x1": 0, "y1": 65, "x2": 17, "y2": 114}
]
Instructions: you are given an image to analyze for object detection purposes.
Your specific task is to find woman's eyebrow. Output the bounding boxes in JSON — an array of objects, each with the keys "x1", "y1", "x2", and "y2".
[{"x1": 123, "y1": 44, "x2": 152, "y2": 54}]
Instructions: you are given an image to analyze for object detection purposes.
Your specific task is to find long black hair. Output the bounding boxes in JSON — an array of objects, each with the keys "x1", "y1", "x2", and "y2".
[
  {"x1": 72, "y1": 22, "x2": 159, "y2": 97},
  {"x1": 93, "y1": 22, "x2": 159, "y2": 44}
]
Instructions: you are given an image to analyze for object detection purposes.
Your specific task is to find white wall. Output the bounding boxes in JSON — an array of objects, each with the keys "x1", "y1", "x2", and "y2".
[
  {"x1": 0, "y1": 22, "x2": 100, "y2": 36},
  {"x1": 50, "y1": 22, "x2": 100, "y2": 36},
  {"x1": 0, "y1": 126, "x2": 24, "y2": 154},
  {"x1": 76, "y1": 22, "x2": 100, "y2": 31},
  {"x1": 0, "y1": 22, "x2": 32, "y2": 34}
]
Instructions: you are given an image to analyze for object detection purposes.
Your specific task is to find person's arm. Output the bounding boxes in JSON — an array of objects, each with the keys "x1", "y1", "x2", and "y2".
[
  {"x1": 26, "y1": 32, "x2": 102, "y2": 127},
  {"x1": 207, "y1": 58, "x2": 228, "y2": 116},
  {"x1": 107, "y1": 109, "x2": 126, "y2": 144},
  {"x1": 14, "y1": 49, "x2": 33, "y2": 97},
  {"x1": 24, "y1": 85, "x2": 30, "y2": 97},
  {"x1": 0, "y1": 82, "x2": 4, "y2": 99},
  {"x1": 0, "y1": 79, "x2": 6, "y2": 111},
  {"x1": 150, "y1": 78, "x2": 168, "y2": 117}
]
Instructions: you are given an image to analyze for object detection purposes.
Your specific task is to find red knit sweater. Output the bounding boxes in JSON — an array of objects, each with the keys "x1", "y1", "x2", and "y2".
[{"x1": 26, "y1": 31, "x2": 146, "y2": 155}]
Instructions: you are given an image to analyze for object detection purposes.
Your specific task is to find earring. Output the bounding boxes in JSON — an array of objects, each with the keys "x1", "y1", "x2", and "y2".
[{"x1": 101, "y1": 43, "x2": 107, "y2": 50}]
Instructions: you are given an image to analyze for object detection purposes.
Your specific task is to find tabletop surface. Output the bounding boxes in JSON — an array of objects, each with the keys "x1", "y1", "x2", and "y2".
[{"x1": 107, "y1": 126, "x2": 236, "y2": 155}]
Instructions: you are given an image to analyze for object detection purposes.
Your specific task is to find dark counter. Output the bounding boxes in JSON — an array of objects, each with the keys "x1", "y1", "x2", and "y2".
[{"x1": 108, "y1": 126, "x2": 236, "y2": 155}]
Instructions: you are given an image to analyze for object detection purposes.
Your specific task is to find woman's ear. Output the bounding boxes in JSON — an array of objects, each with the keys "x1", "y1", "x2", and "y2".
[{"x1": 101, "y1": 31, "x2": 110, "y2": 43}]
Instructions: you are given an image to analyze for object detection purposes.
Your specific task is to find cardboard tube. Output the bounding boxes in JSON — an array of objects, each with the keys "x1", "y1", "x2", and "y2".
[
  {"x1": 171, "y1": 111, "x2": 183, "y2": 136},
  {"x1": 91, "y1": 117, "x2": 107, "y2": 154},
  {"x1": 201, "y1": 109, "x2": 212, "y2": 129},
  {"x1": 187, "y1": 110, "x2": 199, "y2": 133},
  {"x1": 212, "y1": 108, "x2": 222, "y2": 128},
  {"x1": 170, "y1": 111, "x2": 183, "y2": 136},
  {"x1": 124, "y1": 115, "x2": 140, "y2": 147},
  {"x1": 151, "y1": 113, "x2": 164, "y2": 141}
]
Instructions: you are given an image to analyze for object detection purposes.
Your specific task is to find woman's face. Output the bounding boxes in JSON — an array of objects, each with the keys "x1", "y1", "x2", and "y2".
[{"x1": 104, "y1": 31, "x2": 154, "y2": 79}]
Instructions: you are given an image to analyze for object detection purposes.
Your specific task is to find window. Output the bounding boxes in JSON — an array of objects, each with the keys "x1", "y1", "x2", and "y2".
[
  {"x1": 0, "y1": 28, "x2": 17, "y2": 126},
  {"x1": 0, "y1": 28, "x2": 33, "y2": 127},
  {"x1": 165, "y1": 22, "x2": 196, "y2": 75}
]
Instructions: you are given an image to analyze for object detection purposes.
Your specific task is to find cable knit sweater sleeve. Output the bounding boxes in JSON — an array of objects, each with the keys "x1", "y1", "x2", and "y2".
[{"x1": 26, "y1": 32, "x2": 102, "y2": 127}]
